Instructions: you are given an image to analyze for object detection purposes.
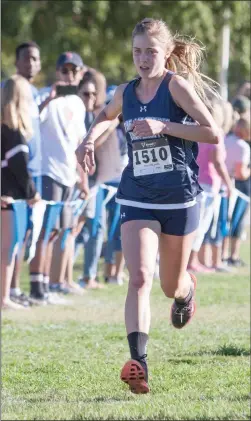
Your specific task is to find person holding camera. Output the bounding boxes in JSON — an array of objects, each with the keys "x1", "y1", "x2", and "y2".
[{"x1": 29, "y1": 52, "x2": 88, "y2": 303}]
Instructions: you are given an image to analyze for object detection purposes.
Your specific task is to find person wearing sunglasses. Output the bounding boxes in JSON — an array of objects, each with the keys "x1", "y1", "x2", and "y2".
[
  {"x1": 38, "y1": 52, "x2": 88, "y2": 113},
  {"x1": 78, "y1": 77, "x2": 97, "y2": 115},
  {"x1": 74, "y1": 74, "x2": 120, "y2": 290},
  {"x1": 29, "y1": 52, "x2": 89, "y2": 303},
  {"x1": 78, "y1": 72, "x2": 97, "y2": 131}
]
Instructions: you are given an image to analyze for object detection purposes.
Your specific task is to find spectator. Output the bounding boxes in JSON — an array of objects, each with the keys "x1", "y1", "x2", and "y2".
[
  {"x1": 222, "y1": 118, "x2": 250, "y2": 266},
  {"x1": 9, "y1": 41, "x2": 43, "y2": 307},
  {"x1": 15, "y1": 41, "x2": 42, "y2": 186},
  {"x1": 222, "y1": 100, "x2": 237, "y2": 136},
  {"x1": 49, "y1": 72, "x2": 98, "y2": 295},
  {"x1": 78, "y1": 72, "x2": 98, "y2": 131},
  {"x1": 1, "y1": 75, "x2": 40, "y2": 310},
  {"x1": 87, "y1": 68, "x2": 107, "y2": 112},
  {"x1": 188, "y1": 99, "x2": 233, "y2": 273},
  {"x1": 232, "y1": 95, "x2": 250, "y2": 119},
  {"x1": 74, "y1": 73, "x2": 119, "y2": 289},
  {"x1": 103, "y1": 87, "x2": 128, "y2": 285},
  {"x1": 29, "y1": 51, "x2": 88, "y2": 303},
  {"x1": 236, "y1": 82, "x2": 251, "y2": 100},
  {"x1": 198, "y1": 101, "x2": 236, "y2": 271}
]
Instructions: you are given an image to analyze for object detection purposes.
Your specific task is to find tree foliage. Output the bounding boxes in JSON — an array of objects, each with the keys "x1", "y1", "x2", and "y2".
[{"x1": 2, "y1": 0, "x2": 250, "y2": 96}]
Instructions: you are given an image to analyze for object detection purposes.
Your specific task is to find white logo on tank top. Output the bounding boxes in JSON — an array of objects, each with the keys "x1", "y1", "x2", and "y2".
[{"x1": 140, "y1": 106, "x2": 147, "y2": 112}]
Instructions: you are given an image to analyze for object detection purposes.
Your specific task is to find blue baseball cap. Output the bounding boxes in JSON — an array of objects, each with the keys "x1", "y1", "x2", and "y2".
[{"x1": 56, "y1": 52, "x2": 85, "y2": 69}]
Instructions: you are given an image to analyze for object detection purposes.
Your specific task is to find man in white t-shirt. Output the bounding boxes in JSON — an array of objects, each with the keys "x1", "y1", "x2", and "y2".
[{"x1": 29, "y1": 52, "x2": 88, "y2": 302}]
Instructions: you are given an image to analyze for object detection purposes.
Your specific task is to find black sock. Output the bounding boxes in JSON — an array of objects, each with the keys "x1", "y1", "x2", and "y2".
[
  {"x1": 175, "y1": 286, "x2": 193, "y2": 305},
  {"x1": 30, "y1": 273, "x2": 44, "y2": 297},
  {"x1": 127, "y1": 332, "x2": 149, "y2": 382},
  {"x1": 43, "y1": 275, "x2": 50, "y2": 294}
]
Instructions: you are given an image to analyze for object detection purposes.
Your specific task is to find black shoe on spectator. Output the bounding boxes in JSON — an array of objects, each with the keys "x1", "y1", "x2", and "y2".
[
  {"x1": 10, "y1": 292, "x2": 32, "y2": 308},
  {"x1": 29, "y1": 293, "x2": 48, "y2": 306},
  {"x1": 227, "y1": 257, "x2": 247, "y2": 267}
]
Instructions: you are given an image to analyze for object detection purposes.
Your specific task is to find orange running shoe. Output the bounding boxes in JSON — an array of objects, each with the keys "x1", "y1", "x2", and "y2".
[{"x1": 120, "y1": 359, "x2": 150, "y2": 394}]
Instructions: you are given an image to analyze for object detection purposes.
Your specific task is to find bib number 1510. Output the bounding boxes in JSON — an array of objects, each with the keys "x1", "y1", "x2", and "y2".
[
  {"x1": 132, "y1": 137, "x2": 173, "y2": 176},
  {"x1": 134, "y1": 147, "x2": 168, "y2": 165}
]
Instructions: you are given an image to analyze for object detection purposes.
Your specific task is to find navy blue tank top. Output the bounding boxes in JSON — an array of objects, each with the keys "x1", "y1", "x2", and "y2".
[{"x1": 116, "y1": 72, "x2": 202, "y2": 209}]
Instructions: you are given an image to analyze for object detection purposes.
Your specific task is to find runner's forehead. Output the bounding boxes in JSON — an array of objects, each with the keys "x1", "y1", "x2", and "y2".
[{"x1": 133, "y1": 34, "x2": 163, "y2": 50}]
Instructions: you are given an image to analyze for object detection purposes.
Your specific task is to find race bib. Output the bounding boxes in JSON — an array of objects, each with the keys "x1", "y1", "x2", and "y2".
[{"x1": 132, "y1": 137, "x2": 173, "y2": 177}]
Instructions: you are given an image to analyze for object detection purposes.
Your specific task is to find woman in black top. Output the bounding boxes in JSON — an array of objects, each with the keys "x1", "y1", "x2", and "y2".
[{"x1": 1, "y1": 75, "x2": 40, "y2": 310}]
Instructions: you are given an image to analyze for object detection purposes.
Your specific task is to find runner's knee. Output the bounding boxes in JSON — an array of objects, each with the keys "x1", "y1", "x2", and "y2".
[{"x1": 129, "y1": 267, "x2": 154, "y2": 292}]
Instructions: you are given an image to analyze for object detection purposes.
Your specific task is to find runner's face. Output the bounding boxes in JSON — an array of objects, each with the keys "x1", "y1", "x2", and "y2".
[{"x1": 133, "y1": 34, "x2": 166, "y2": 79}]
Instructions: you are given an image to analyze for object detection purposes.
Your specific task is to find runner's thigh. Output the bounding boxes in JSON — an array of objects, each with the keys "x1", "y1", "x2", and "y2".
[{"x1": 121, "y1": 219, "x2": 161, "y2": 288}]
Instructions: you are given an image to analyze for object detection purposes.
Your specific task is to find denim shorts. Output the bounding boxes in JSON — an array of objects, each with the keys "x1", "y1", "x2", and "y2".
[
  {"x1": 120, "y1": 203, "x2": 200, "y2": 236},
  {"x1": 204, "y1": 193, "x2": 250, "y2": 243},
  {"x1": 41, "y1": 175, "x2": 74, "y2": 230}
]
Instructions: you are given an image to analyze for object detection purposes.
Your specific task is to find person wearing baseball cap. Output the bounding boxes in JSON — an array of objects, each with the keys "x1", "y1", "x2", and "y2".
[
  {"x1": 56, "y1": 51, "x2": 86, "y2": 70},
  {"x1": 39, "y1": 51, "x2": 87, "y2": 113},
  {"x1": 30, "y1": 51, "x2": 89, "y2": 302}
]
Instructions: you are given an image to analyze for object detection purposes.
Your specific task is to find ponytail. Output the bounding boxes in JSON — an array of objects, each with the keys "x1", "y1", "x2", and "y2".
[{"x1": 166, "y1": 35, "x2": 220, "y2": 108}]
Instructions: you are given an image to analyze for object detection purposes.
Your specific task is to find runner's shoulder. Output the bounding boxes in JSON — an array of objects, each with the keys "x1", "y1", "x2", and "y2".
[
  {"x1": 114, "y1": 83, "x2": 129, "y2": 98},
  {"x1": 110, "y1": 83, "x2": 129, "y2": 109}
]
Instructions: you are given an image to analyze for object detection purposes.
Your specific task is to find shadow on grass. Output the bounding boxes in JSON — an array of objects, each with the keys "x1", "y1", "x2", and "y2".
[
  {"x1": 214, "y1": 344, "x2": 250, "y2": 356},
  {"x1": 24, "y1": 395, "x2": 134, "y2": 404},
  {"x1": 167, "y1": 358, "x2": 198, "y2": 365},
  {"x1": 205, "y1": 394, "x2": 250, "y2": 402},
  {"x1": 191, "y1": 344, "x2": 250, "y2": 357},
  {"x1": 167, "y1": 345, "x2": 250, "y2": 363}
]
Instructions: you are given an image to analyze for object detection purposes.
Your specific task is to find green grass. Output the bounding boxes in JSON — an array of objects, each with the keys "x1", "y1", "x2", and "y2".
[{"x1": 2, "y1": 240, "x2": 250, "y2": 420}]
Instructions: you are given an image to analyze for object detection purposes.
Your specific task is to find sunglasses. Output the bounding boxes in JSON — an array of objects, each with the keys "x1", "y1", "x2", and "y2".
[
  {"x1": 61, "y1": 67, "x2": 81, "y2": 75},
  {"x1": 82, "y1": 91, "x2": 97, "y2": 98}
]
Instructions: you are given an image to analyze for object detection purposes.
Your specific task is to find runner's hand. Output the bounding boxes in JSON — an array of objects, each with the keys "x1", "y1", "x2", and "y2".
[
  {"x1": 76, "y1": 140, "x2": 95, "y2": 173},
  {"x1": 132, "y1": 118, "x2": 166, "y2": 137}
]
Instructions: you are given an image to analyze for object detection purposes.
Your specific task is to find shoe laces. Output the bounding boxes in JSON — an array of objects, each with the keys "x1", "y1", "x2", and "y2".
[
  {"x1": 138, "y1": 354, "x2": 147, "y2": 361},
  {"x1": 174, "y1": 303, "x2": 192, "y2": 315}
]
